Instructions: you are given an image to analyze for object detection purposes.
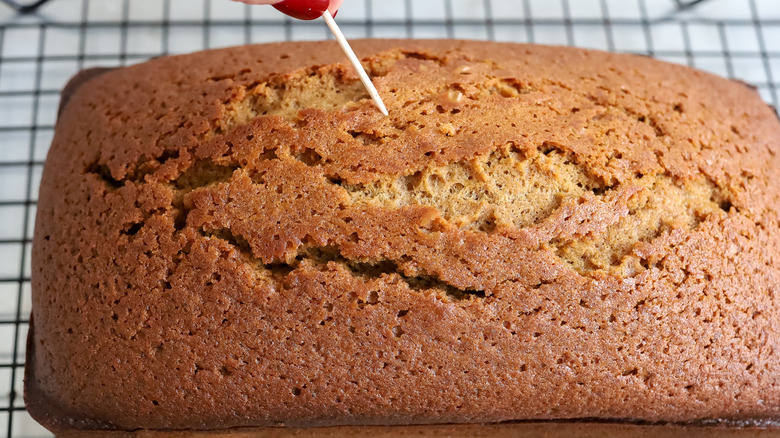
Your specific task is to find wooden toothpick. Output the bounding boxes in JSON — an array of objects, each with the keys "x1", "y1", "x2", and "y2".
[{"x1": 322, "y1": 10, "x2": 389, "y2": 116}]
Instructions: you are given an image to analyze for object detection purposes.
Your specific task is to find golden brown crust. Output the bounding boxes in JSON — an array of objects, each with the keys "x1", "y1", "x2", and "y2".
[
  {"x1": 27, "y1": 40, "x2": 780, "y2": 432},
  {"x1": 57, "y1": 67, "x2": 115, "y2": 117}
]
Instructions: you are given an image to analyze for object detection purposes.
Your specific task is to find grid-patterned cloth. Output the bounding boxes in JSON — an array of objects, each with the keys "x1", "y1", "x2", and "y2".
[{"x1": 0, "y1": 0, "x2": 778, "y2": 436}]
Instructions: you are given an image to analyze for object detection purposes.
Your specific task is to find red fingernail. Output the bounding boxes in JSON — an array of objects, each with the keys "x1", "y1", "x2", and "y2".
[{"x1": 273, "y1": 0, "x2": 330, "y2": 20}]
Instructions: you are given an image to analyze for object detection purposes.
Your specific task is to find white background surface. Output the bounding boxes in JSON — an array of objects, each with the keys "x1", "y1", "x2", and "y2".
[{"x1": 0, "y1": 0, "x2": 778, "y2": 436}]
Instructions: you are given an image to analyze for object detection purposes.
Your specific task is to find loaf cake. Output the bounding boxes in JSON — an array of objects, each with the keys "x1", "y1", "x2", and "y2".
[{"x1": 26, "y1": 40, "x2": 780, "y2": 432}]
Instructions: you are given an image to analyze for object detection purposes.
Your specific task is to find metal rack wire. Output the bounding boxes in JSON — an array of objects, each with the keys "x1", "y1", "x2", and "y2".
[{"x1": 0, "y1": 0, "x2": 777, "y2": 436}]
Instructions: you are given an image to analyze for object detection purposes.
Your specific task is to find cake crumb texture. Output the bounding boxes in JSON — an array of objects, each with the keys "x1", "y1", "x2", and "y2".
[{"x1": 28, "y1": 40, "x2": 780, "y2": 431}]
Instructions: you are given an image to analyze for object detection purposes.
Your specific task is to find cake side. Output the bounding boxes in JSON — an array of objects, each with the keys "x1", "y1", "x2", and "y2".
[{"x1": 28, "y1": 40, "x2": 780, "y2": 431}]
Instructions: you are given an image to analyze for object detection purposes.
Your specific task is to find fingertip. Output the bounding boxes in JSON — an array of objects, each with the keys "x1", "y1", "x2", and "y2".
[{"x1": 328, "y1": 0, "x2": 344, "y2": 16}]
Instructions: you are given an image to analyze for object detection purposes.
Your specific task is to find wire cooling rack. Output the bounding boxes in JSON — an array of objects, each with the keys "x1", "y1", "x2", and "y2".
[{"x1": 0, "y1": 0, "x2": 778, "y2": 436}]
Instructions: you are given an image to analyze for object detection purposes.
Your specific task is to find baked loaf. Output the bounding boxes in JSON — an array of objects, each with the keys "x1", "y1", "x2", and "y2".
[{"x1": 27, "y1": 40, "x2": 780, "y2": 432}]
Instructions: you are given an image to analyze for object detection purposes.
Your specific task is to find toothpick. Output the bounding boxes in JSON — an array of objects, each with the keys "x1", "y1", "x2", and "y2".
[{"x1": 322, "y1": 10, "x2": 389, "y2": 116}]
